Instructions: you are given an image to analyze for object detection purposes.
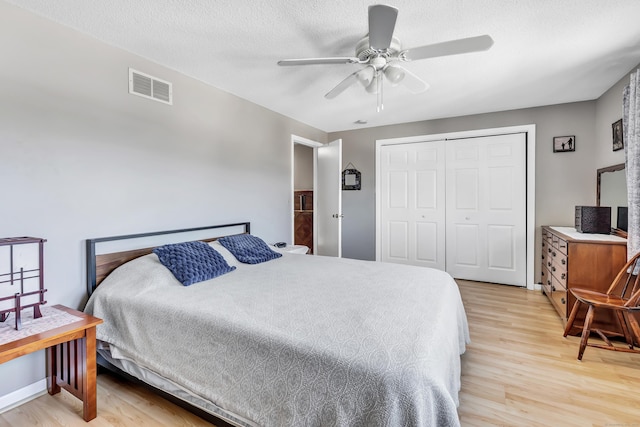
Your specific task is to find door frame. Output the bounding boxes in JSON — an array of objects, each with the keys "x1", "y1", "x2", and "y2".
[
  {"x1": 291, "y1": 135, "x2": 323, "y2": 254},
  {"x1": 375, "y1": 124, "x2": 536, "y2": 290}
]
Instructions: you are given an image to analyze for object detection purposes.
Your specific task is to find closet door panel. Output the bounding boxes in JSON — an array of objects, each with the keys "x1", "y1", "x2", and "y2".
[
  {"x1": 416, "y1": 221, "x2": 438, "y2": 262},
  {"x1": 380, "y1": 141, "x2": 446, "y2": 269},
  {"x1": 446, "y1": 133, "x2": 526, "y2": 286}
]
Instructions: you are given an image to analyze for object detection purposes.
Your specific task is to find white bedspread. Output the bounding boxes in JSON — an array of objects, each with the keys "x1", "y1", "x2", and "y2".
[{"x1": 85, "y1": 251, "x2": 469, "y2": 426}]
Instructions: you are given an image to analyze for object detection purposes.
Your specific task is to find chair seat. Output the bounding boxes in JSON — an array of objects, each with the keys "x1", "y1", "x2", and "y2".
[{"x1": 570, "y1": 288, "x2": 627, "y2": 308}]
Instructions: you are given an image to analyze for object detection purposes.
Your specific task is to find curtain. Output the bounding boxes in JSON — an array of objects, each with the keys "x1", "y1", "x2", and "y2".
[{"x1": 623, "y1": 68, "x2": 640, "y2": 259}]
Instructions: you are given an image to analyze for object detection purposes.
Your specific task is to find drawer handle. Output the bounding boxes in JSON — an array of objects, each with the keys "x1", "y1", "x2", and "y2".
[
  {"x1": 561, "y1": 259, "x2": 566, "y2": 265},
  {"x1": 541, "y1": 270, "x2": 545, "y2": 276},
  {"x1": 548, "y1": 248, "x2": 552, "y2": 253},
  {"x1": 561, "y1": 297, "x2": 566, "y2": 305},
  {"x1": 548, "y1": 261, "x2": 552, "y2": 267},
  {"x1": 552, "y1": 251, "x2": 556, "y2": 257},
  {"x1": 547, "y1": 279, "x2": 551, "y2": 286},
  {"x1": 552, "y1": 266, "x2": 556, "y2": 272},
  {"x1": 561, "y1": 273, "x2": 566, "y2": 280}
]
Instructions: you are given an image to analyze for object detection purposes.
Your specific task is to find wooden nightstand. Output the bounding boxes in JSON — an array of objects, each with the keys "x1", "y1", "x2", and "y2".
[{"x1": 0, "y1": 305, "x2": 103, "y2": 421}]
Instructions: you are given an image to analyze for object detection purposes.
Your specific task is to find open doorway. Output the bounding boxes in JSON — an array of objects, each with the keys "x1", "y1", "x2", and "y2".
[
  {"x1": 291, "y1": 135, "x2": 343, "y2": 257},
  {"x1": 293, "y1": 143, "x2": 314, "y2": 253}
]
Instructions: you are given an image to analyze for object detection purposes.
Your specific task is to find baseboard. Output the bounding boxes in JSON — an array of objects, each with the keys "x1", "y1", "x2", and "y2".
[{"x1": 0, "y1": 379, "x2": 47, "y2": 414}]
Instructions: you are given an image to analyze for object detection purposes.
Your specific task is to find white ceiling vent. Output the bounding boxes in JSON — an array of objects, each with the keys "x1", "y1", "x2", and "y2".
[{"x1": 128, "y1": 68, "x2": 172, "y2": 105}]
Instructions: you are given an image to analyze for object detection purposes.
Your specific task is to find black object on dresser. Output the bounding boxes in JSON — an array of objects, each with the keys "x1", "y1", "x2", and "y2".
[{"x1": 574, "y1": 206, "x2": 611, "y2": 233}]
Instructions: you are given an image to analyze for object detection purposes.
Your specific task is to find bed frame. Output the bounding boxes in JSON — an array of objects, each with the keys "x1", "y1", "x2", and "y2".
[
  {"x1": 86, "y1": 222, "x2": 250, "y2": 295},
  {"x1": 85, "y1": 222, "x2": 251, "y2": 426}
]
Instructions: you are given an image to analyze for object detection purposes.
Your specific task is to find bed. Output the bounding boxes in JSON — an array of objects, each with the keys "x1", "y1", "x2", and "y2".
[{"x1": 84, "y1": 223, "x2": 469, "y2": 427}]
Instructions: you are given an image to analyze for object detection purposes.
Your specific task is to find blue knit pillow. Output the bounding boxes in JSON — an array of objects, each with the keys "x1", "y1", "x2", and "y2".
[
  {"x1": 153, "y1": 241, "x2": 236, "y2": 286},
  {"x1": 218, "y1": 234, "x2": 282, "y2": 264}
]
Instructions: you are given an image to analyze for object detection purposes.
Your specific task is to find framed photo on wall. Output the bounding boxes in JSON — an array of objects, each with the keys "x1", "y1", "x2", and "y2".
[
  {"x1": 612, "y1": 119, "x2": 624, "y2": 151},
  {"x1": 553, "y1": 135, "x2": 575, "y2": 153}
]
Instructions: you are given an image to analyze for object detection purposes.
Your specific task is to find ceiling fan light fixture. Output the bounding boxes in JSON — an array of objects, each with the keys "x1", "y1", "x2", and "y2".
[
  {"x1": 384, "y1": 64, "x2": 405, "y2": 86},
  {"x1": 356, "y1": 66, "x2": 375, "y2": 87},
  {"x1": 365, "y1": 74, "x2": 379, "y2": 94}
]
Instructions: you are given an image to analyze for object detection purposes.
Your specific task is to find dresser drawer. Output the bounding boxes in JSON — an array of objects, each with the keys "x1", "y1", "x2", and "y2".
[
  {"x1": 550, "y1": 284, "x2": 568, "y2": 313},
  {"x1": 541, "y1": 267, "x2": 552, "y2": 295},
  {"x1": 548, "y1": 240, "x2": 566, "y2": 259},
  {"x1": 551, "y1": 257, "x2": 567, "y2": 287},
  {"x1": 554, "y1": 236, "x2": 568, "y2": 255}
]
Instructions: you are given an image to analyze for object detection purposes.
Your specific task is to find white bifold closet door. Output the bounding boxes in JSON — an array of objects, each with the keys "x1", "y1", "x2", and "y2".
[
  {"x1": 380, "y1": 140, "x2": 446, "y2": 270},
  {"x1": 379, "y1": 133, "x2": 526, "y2": 286}
]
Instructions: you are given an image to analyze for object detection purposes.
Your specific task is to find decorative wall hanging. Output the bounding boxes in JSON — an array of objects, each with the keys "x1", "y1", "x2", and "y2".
[
  {"x1": 342, "y1": 162, "x2": 361, "y2": 190},
  {"x1": 612, "y1": 119, "x2": 624, "y2": 151},
  {"x1": 553, "y1": 135, "x2": 575, "y2": 153}
]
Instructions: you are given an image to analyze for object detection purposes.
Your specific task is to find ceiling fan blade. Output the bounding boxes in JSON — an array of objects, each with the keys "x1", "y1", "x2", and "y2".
[
  {"x1": 325, "y1": 70, "x2": 360, "y2": 99},
  {"x1": 399, "y1": 67, "x2": 430, "y2": 94},
  {"x1": 403, "y1": 35, "x2": 494, "y2": 61},
  {"x1": 368, "y1": 4, "x2": 398, "y2": 50},
  {"x1": 278, "y1": 57, "x2": 359, "y2": 66}
]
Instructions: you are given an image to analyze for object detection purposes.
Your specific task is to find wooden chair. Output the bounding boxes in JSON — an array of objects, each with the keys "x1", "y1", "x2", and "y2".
[{"x1": 563, "y1": 251, "x2": 640, "y2": 360}]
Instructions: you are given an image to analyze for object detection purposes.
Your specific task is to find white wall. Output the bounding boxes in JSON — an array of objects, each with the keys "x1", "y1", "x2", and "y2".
[{"x1": 0, "y1": 2, "x2": 326, "y2": 399}]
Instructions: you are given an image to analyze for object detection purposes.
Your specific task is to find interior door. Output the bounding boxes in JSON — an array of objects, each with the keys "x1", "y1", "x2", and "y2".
[
  {"x1": 379, "y1": 141, "x2": 446, "y2": 269},
  {"x1": 445, "y1": 133, "x2": 526, "y2": 286},
  {"x1": 316, "y1": 139, "x2": 342, "y2": 257}
]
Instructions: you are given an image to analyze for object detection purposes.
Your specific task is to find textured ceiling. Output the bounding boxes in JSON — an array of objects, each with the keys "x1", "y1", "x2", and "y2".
[{"x1": 6, "y1": 0, "x2": 640, "y2": 132}]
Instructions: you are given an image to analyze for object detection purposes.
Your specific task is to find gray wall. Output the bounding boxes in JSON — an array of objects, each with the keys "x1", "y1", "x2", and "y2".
[
  {"x1": 595, "y1": 66, "x2": 635, "y2": 169},
  {"x1": 331, "y1": 65, "x2": 634, "y2": 267},
  {"x1": 0, "y1": 2, "x2": 325, "y2": 398},
  {"x1": 331, "y1": 102, "x2": 600, "y2": 262},
  {"x1": 294, "y1": 144, "x2": 314, "y2": 190}
]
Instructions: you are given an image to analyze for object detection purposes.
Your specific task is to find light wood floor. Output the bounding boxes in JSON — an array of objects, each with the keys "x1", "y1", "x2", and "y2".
[{"x1": 1, "y1": 280, "x2": 639, "y2": 426}]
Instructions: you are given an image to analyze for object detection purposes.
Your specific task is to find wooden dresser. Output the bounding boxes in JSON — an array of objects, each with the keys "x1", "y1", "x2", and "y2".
[{"x1": 541, "y1": 226, "x2": 627, "y2": 335}]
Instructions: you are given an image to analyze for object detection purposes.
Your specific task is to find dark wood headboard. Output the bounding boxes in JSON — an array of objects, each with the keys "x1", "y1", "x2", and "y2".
[{"x1": 86, "y1": 222, "x2": 250, "y2": 296}]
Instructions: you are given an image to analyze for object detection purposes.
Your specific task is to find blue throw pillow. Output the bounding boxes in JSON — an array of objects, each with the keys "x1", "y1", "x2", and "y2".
[
  {"x1": 153, "y1": 241, "x2": 236, "y2": 286},
  {"x1": 217, "y1": 234, "x2": 282, "y2": 264}
]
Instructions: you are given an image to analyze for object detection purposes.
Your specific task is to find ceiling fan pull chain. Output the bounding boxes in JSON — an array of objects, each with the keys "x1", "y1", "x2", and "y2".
[{"x1": 377, "y1": 71, "x2": 384, "y2": 112}]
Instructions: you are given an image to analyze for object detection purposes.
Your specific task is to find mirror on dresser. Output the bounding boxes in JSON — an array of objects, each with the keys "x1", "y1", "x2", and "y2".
[{"x1": 596, "y1": 163, "x2": 627, "y2": 235}]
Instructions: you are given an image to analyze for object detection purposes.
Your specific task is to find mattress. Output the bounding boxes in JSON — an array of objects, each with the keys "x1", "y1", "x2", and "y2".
[{"x1": 84, "y1": 247, "x2": 470, "y2": 426}]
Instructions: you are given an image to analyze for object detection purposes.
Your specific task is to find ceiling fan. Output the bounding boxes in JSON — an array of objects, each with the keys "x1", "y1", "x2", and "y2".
[{"x1": 277, "y1": 4, "x2": 494, "y2": 111}]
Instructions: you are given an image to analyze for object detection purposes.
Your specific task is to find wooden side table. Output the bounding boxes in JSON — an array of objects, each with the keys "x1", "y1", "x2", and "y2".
[{"x1": 0, "y1": 305, "x2": 103, "y2": 421}]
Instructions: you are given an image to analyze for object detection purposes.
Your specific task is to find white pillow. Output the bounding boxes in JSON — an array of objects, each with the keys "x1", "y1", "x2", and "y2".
[{"x1": 208, "y1": 240, "x2": 239, "y2": 267}]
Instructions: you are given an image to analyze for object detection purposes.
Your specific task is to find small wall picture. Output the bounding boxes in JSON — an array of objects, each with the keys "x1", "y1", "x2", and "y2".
[
  {"x1": 612, "y1": 119, "x2": 624, "y2": 151},
  {"x1": 342, "y1": 168, "x2": 361, "y2": 190},
  {"x1": 553, "y1": 135, "x2": 575, "y2": 153}
]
